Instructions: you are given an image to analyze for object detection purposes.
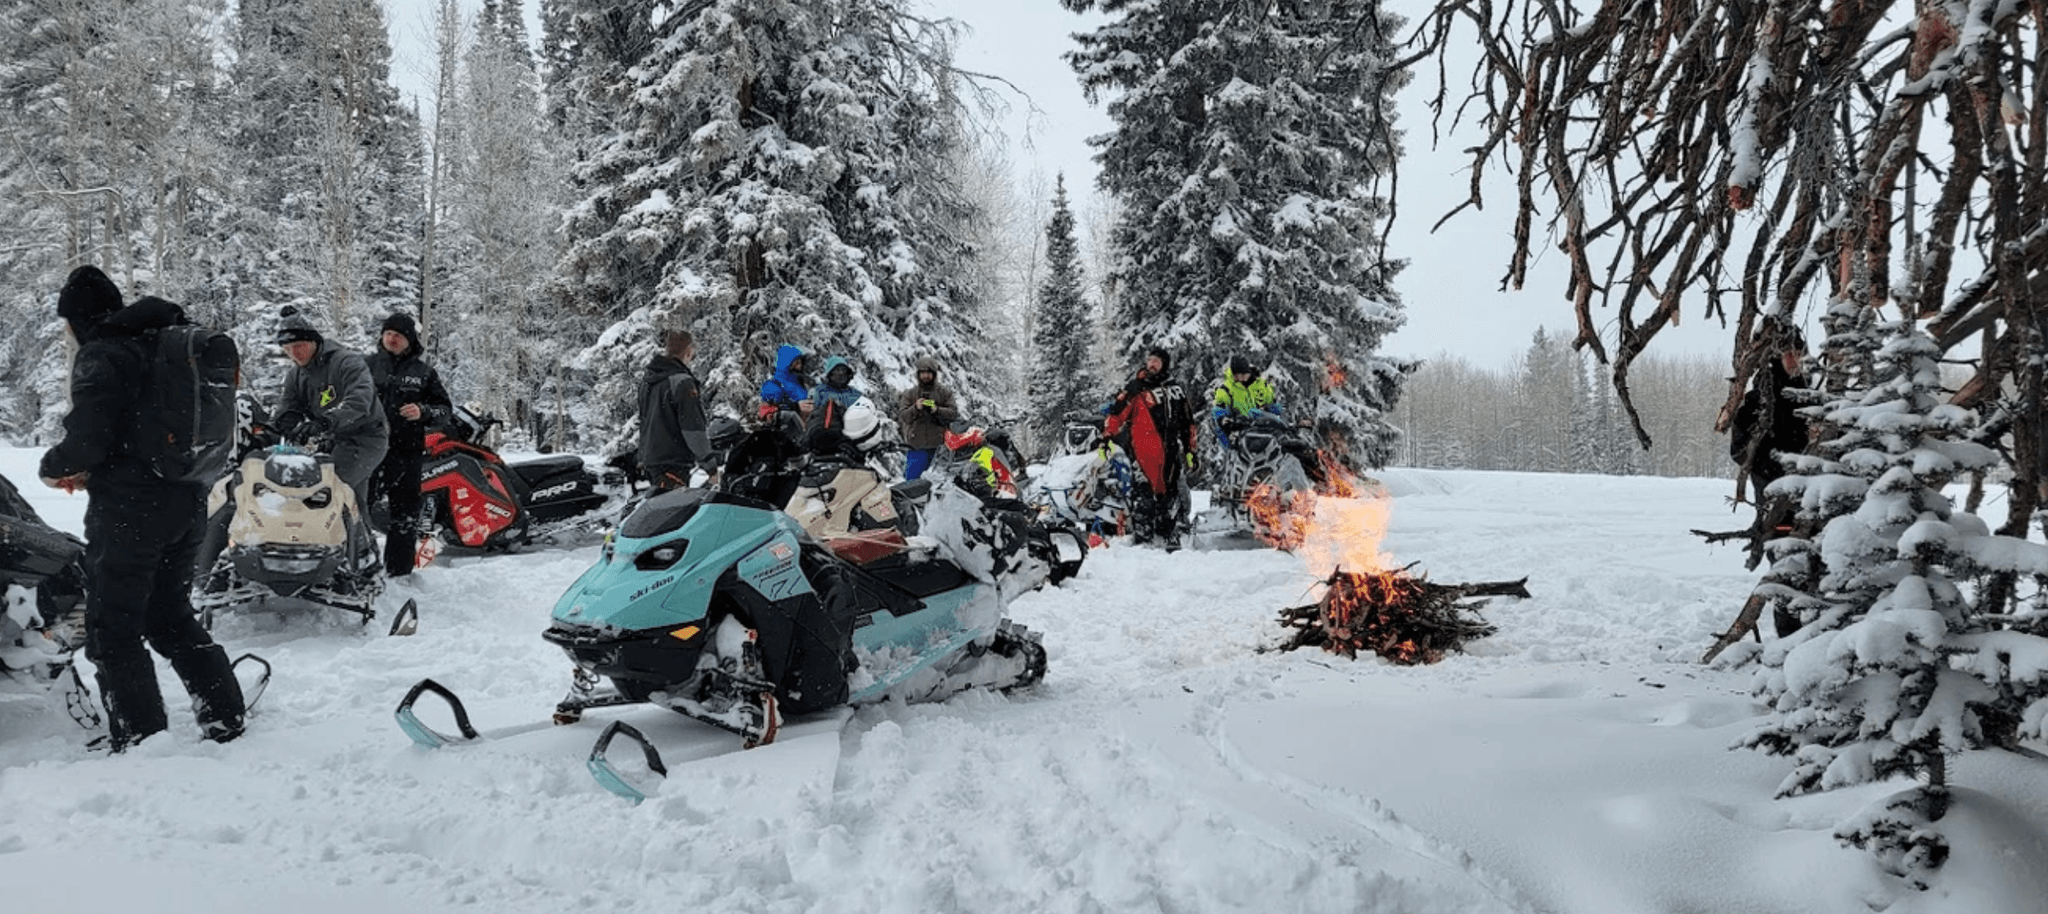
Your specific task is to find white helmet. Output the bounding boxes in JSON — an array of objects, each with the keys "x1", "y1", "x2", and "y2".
[{"x1": 842, "y1": 396, "x2": 888, "y2": 450}]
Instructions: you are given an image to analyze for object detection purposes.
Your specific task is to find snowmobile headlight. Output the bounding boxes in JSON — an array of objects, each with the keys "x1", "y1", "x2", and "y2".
[
  {"x1": 633, "y1": 540, "x2": 690, "y2": 571},
  {"x1": 302, "y1": 487, "x2": 333, "y2": 509},
  {"x1": 260, "y1": 554, "x2": 323, "y2": 575}
]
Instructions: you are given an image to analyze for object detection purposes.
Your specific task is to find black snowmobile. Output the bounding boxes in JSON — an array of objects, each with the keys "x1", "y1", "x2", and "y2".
[{"x1": 0, "y1": 472, "x2": 97, "y2": 728}]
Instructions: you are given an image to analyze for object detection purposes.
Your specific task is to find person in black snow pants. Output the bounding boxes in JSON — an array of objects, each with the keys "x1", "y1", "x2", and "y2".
[
  {"x1": 638, "y1": 328, "x2": 714, "y2": 491},
  {"x1": 39, "y1": 266, "x2": 246, "y2": 751},
  {"x1": 366, "y1": 312, "x2": 451, "y2": 577}
]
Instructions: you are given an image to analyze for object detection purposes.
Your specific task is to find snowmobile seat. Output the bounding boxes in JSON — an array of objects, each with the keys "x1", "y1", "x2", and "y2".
[
  {"x1": 890, "y1": 478, "x2": 932, "y2": 502},
  {"x1": 511, "y1": 455, "x2": 587, "y2": 486},
  {"x1": 822, "y1": 528, "x2": 911, "y2": 566}
]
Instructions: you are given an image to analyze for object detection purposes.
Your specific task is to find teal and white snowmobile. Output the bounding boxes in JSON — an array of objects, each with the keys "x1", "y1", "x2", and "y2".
[{"x1": 395, "y1": 482, "x2": 1046, "y2": 802}]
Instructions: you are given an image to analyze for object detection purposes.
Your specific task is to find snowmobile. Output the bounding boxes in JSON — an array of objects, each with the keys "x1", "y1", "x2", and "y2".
[
  {"x1": 1023, "y1": 413, "x2": 1136, "y2": 546},
  {"x1": 418, "y1": 405, "x2": 632, "y2": 554},
  {"x1": 193, "y1": 444, "x2": 416, "y2": 635},
  {"x1": 933, "y1": 422, "x2": 1090, "y2": 582},
  {"x1": 394, "y1": 481, "x2": 1048, "y2": 802},
  {"x1": 0, "y1": 472, "x2": 98, "y2": 729},
  {"x1": 1202, "y1": 412, "x2": 1321, "y2": 542}
]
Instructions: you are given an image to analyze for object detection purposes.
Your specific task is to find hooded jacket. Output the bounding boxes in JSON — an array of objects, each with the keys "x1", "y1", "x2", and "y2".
[
  {"x1": 639, "y1": 353, "x2": 711, "y2": 473},
  {"x1": 366, "y1": 316, "x2": 452, "y2": 452},
  {"x1": 895, "y1": 356, "x2": 960, "y2": 450},
  {"x1": 758, "y1": 344, "x2": 810, "y2": 412},
  {"x1": 279, "y1": 338, "x2": 388, "y2": 444},
  {"x1": 808, "y1": 356, "x2": 865, "y2": 436},
  {"x1": 41, "y1": 297, "x2": 202, "y2": 492}
]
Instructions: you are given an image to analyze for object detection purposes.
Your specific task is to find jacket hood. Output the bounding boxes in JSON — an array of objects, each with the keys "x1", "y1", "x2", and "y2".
[
  {"x1": 96, "y1": 296, "x2": 189, "y2": 336},
  {"x1": 820, "y1": 355, "x2": 854, "y2": 388},
  {"x1": 914, "y1": 355, "x2": 940, "y2": 375},
  {"x1": 644, "y1": 353, "x2": 690, "y2": 381},
  {"x1": 773, "y1": 344, "x2": 806, "y2": 375}
]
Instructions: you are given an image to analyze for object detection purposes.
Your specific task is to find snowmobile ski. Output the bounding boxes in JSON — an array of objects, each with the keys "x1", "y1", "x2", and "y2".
[
  {"x1": 231, "y1": 652, "x2": 273, "y2": 713},
  {"x1": 386, "y1": 598, "x2": 419, "y2": 637}
]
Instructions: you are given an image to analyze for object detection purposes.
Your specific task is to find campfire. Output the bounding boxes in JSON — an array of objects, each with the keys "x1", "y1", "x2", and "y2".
[{"x1": 1258, "y1": 456, "x2": 1525, "y2": 665}]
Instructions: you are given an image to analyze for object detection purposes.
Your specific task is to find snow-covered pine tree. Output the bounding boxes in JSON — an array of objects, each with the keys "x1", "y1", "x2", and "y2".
[
  {"x1": 1027, "y1": 176, "x2": 1099, "y2": 452},
  {"x1": 1064, "y1": 0, "x2": 1411, "y2": 466},
  {"x1": 1738, "y1": 312, "x2": 2048, "y2": 887},
  {"x1": 444, "y1": 0, "x2": 561, "y2": 439},
  {"x1": 231, "y1": 0, "x2": 424, "y2": 350},
  {"x1": 553, "y1": 0, "x2": 985, "y2": 446}
]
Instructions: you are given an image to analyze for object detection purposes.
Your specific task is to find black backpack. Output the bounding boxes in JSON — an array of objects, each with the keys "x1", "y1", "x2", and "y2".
[{"x1": 135, "y1": 325, "x2": 241, "y2": 484}]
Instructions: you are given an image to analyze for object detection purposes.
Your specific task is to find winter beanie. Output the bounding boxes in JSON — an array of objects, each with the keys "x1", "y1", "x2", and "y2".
[
  {"x1": 275, "y1": 305, "x2": 323, "y2": 345},
  {"x1": 381, "y1": 312, "x2": 422, "y2": 354},
  {"x1": 1148, "y1": 347, "x2": 1172, "y2": 373},
  {"x1": 56, "y1": 265, "x2": 123, "y2": 331}
]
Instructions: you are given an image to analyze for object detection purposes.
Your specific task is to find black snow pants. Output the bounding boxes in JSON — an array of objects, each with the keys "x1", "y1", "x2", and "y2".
[
  {"x1": 83, "y1": 483, "x2": 245, "y2": 748},
  {"x1": 370, "y1": 448, "x2": 423, "y2": 576}
]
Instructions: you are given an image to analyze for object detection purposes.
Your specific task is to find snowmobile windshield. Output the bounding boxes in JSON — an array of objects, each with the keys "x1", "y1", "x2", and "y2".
[
  {"x1": 618, "y1": 487, "x2": 778, "y2": 539},
  {"x1": 264, "y1": 452, "x2": 325, "y2": 488}
]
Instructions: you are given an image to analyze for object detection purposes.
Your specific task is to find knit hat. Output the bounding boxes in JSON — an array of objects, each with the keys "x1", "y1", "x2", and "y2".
[
  {"x1": 381, "y1": 312, "x2": 422, "y2": 354},
  {"x1": 275, "y1": 305, "x2": 322, "y2": 345},
  {"x1": 1147, "y1": 347, "x2": 1172, "y2": 372},
  {"x1": 56, "y1": 265, "x2": 123, "y2": 331}
]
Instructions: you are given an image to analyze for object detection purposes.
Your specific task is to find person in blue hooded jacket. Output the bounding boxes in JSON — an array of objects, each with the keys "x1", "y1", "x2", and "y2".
[
  {"x1": 807, "y1": 356, "x2": 864, "y2": 435},
  {"x1": 758, "y1": 343, "x2": 813, "y2": 426}
]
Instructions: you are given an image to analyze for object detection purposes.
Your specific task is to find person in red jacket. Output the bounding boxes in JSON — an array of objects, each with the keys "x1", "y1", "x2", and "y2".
[{"x1": 1103, "y1": 348, "x2": 1197, "y2": 549}]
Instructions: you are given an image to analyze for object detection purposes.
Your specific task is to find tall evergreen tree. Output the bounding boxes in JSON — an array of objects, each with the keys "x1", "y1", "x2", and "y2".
[
  {"x1": 553, "y1": 0, "x2": 985, "y2": 446},
  {"x1": 1063, "y1": 0, "x2": 1411, "y2": 466},
  {"x1": 1027, "y1": 176, "x2": 1098, "y2": 450}
]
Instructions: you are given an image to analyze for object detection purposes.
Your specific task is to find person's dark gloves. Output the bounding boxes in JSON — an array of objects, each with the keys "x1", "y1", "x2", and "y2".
[{"x1": 1123, "y1": 375, "x2": 1149, "y2": 397}]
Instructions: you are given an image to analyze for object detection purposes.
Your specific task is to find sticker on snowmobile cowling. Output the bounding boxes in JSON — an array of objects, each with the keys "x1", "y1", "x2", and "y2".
[{"x1": 738, "y1": 535, "x2": 812, "y2": 601}]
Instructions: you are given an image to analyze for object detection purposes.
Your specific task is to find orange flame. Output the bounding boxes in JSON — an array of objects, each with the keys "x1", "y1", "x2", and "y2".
[{"x1": 1320, "y1": 355, "x2": 1348, "y2": 393}]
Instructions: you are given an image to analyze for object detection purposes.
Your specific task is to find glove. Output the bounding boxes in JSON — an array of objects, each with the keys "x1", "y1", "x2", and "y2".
[
  {"x1": 919, "y1": 398, "x2": 937, "y2": 412},
  {"x1": 1185, "y1": 452, "x2": 1197, "y2": 471},
  {"x1": 1123, "y1": 376, "x2": 1148, "y2": 397}
]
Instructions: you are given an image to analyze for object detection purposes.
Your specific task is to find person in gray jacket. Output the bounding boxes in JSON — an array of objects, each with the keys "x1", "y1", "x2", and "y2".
[
  {"x1": 638, "y1": 328, "x2": 713, "y2": 490},
  {"x1": 272, "y1": 305, "x2": 389, "y2": 519}
]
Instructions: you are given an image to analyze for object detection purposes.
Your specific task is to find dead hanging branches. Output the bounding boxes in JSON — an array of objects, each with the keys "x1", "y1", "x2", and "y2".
[{"x1": 1398, "y1": 0, "x2": 2048, "y2": 479}]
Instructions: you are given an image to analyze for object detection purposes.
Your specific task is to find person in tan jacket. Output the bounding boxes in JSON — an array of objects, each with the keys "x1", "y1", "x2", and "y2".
[{"x1": 895, "y1": 355, "x2": 959, "y2": 479}]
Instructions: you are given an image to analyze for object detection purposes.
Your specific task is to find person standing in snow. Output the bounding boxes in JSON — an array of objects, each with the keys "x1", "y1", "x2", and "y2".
[
  {"x1": 638, "y1": 328, "x2": 713, "y2": 491},
  {"x1": 1729, "y1": 326, "x2": 1811, "y2": 496},
  {"x1": 895, "y1": 355, "x2": 959, "y2": 480},
  {"x1": 38, "y1": 265, "x2": 246, "y2": 751},
  {"x1": 1104, "y1": 348, "x2": 1198, "y2": 549},
  {"x1": 272, "y1": 305, "x2": 389, "y2": 535},
  {"x1": 366, "y1": 312, "x2": 451, "y2": 577}
]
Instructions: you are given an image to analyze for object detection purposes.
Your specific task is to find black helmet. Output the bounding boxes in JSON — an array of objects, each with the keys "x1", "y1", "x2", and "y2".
[{"x1": 1228, "y1": 354, "x2": 1259, "y2": 377}]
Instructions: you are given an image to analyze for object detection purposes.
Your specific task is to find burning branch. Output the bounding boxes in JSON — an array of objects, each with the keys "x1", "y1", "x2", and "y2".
[{"x1": 1275, "y1": 565, "x2": 1522, "y2": 665}]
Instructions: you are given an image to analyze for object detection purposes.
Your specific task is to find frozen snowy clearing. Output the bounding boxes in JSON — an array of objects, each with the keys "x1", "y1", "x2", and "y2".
[{"x1": 2, "y1": 447, "x2": 2044, "y2": 914}]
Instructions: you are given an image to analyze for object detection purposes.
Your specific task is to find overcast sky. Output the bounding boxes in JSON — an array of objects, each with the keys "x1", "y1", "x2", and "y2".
[{"x1": 382, "y1": 0, "x2": 1735, "y2": 369}]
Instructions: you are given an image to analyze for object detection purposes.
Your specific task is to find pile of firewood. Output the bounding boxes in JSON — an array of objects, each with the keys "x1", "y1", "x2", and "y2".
[{"x1": 1276, "y1": 565, "x2": 1524, "y2": 665}]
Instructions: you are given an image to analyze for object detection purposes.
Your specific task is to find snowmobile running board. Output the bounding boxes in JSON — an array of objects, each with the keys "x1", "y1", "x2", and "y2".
[{"x1": 586, "y1": 721, "x2": 669, "y2": 804}]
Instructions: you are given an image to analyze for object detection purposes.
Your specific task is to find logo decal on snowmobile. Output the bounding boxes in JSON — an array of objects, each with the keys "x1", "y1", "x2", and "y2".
[
  {"x1": 425, "y1": 460, "x2": 458, "y2": 478},
  {"x1": 531, "y1": 480, "x2": 582, "y2": 501},
  {"x1": 769, "y1": 542, "x2": 793, "y2": 561},
  {"x1": 485, "y1": 503, "x2": 513, "y2": 519},
  {"x1": 628, "y1": 575, "x2": 675, "y2": 603}
]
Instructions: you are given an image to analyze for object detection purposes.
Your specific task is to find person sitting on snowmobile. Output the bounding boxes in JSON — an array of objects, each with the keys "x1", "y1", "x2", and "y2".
[
  {"x1": 1212, "y1": 354, "x2": 1324, "y2": 484},
  {"x1": 806, "y1": 356, "x2": 865, "y2": 444},
  {"x1": 757, "y1": 343, "x2": 813, "y2": 438},
  {"x1": 942, "y1": 423, "x2": 1018, "y2": 501},
  {"x1": 272, "y1": 305, "x2": 389, "y2": 521},
  {"x1": 1103, "y1": 348, "x2": 1197, "y2": 548}
]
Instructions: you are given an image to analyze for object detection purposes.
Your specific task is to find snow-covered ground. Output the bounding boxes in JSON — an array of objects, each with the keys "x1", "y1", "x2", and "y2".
[{"x1": 2, "y1": 446, "x2": 2044, "y2": 914}]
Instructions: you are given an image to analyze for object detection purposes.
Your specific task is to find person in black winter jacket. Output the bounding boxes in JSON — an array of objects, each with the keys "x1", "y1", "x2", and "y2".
[
  {"x1": 1729, "y1": 329, "x2": 1811, "y2": 496},
  {"x1": 38, "y1": 266, "x2": 246, "y2": 751},
  {"x1": 638, "y1": 329, "x2": 713, "y2": 490},
  {"x1": 366, "y1": 312, "x2": 451, "y2": 577}
]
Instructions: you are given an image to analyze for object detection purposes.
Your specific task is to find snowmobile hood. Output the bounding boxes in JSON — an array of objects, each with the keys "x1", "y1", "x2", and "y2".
[{"x1": 552, "y1": 488, "x2": 808, "y2": 634}]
